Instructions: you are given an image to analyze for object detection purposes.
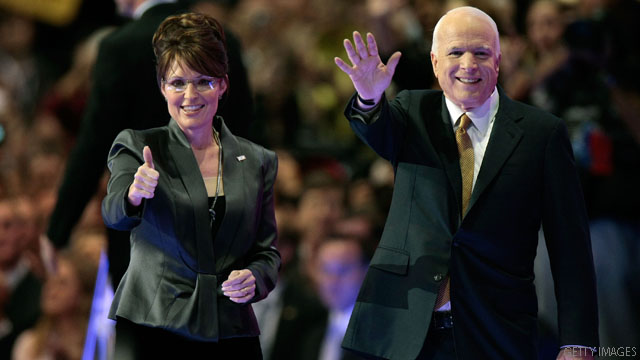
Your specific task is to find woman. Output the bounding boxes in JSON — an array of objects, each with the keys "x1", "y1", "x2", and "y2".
[
  {"x1": 101, "y1": 13, "x2": 280, "y2": 359},
  {"x1": 12, "y1": 250, "x2": 97, "y2": 360}
]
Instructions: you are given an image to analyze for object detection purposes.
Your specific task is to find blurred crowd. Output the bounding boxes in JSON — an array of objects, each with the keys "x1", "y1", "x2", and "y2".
[{"x1": 0, "y1": 0, "x2": 638, "y2": 359}]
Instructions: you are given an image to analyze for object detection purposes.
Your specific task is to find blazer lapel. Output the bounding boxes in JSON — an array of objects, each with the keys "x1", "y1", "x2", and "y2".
[
  {"x1": 467, "y1": 93, "x2": 524, "y2": 213},
  {"x1": 167, "y1": 119, "x2": 216, "y2": 274},
  {"x1": 213, "y1": 117, "x2": 246, "y2": 270},
  {"x1": 428, "y1": 96, "x2": 463, "y2": 218}
]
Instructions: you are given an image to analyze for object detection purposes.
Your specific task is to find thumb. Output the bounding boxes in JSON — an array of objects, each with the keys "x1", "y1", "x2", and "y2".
[
  {"x1": 143, "y1": 146, "x2": 154, "y2": 169},
  {"x1": 386, "y1": 51, "x2": 402, "y2": 76}
]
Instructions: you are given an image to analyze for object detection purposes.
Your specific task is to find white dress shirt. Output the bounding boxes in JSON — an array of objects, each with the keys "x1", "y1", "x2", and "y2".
[
  {"x1": 436, "y1": 87, "x2": 499, "y2": 312},
  {"x1": 319, "y1": 305, "x2": 354, "y2": 360}
]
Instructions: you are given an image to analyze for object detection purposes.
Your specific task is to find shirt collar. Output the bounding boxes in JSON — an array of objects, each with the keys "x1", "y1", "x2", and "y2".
[
  {"x1": 133, "y1": 0, "x2": 177, "y2": 19},
  {"x1": 328, "y1": 304, "x2": 355, "y2": 332},
  {"x1": 445, "y1": 87, "x2": 499, "y2": 136}
]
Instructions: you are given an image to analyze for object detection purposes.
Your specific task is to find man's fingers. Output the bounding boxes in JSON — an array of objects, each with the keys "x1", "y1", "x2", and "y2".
[
  {"x1": 343, "y1": 39, "x2": 360, "y2": 66},
  {"x1": 334, "y1": 57, "x2": 353, "y2": 75},
  {"x1": 143, "y1": 146, "x2": 154, "y2": 169},
  {"x1": 366, "y1": 32, "x2": 379, "y2": 57},
  {"x1": 353, "y1": 31, "x2": 368, "y2": 59},
  {"x1": 386, "y1": 51, "x2": 402, "y2": 75}
]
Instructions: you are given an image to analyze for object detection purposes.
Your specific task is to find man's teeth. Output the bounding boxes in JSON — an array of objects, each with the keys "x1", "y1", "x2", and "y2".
[
  {"x1": 458, "y1": 78, "x2": 480, "y2": 83},
  {"x1": 182, "y1": 105, "x2": 203, "y2": 111}
]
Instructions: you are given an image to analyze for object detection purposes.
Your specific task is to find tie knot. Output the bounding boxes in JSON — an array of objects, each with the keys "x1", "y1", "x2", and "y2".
[{"x1": 459, "y1": 113, "x2": 472, "y2": 130}]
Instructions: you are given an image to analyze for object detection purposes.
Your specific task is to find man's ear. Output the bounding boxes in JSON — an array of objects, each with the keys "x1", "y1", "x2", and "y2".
[{"x1": 430, "y1": 52, "x2": 438, "y2": 78}]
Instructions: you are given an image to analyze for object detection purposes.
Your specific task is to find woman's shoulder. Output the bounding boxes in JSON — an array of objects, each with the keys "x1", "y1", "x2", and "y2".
[
  {"x1": 232, "y1": 136, "x2": 277, "y2": 164},
  {"x1": 108, "y1": 125, "x2": 171, "y2": 160},
  {"x1": 115, "y1": 125, "x2": 170, "y2": 144}
]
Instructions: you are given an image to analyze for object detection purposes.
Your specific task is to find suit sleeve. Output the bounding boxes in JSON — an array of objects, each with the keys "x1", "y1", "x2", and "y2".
[
  {"x1": 541, "y1": 120, "x2": 599, "y2": 348},
  {"x1": 345, "y1": 91, "x2": 411, "y2": 165},
  {"x1": 101, "y1": 130, "x2": 146, "y2": 232},
  {"x1": 246, "y1": 148, "x2": 281, "y2": 303}
]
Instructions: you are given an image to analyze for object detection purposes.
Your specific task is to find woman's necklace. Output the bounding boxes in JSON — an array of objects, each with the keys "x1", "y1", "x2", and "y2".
[{"x1": 209, "y1": 128, "x2": 222, "y2": 227}]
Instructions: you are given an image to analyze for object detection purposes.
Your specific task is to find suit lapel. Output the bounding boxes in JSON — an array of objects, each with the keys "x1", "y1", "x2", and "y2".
[
  {"x1": 467, "y1": 93, "x2": 524, "y2": 213},
  {"x1": 167, "y1": 120, "x2": 216, "y2": 274},
  {"x1": 428, "y1": 96, "x2": 463, "y2": 217},
  {"x1": 213, "y1": 117, "x2": 246, "y2": 270}
]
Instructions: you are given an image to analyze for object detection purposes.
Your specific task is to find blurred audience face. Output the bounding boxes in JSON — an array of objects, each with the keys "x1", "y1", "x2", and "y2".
[
  {"x1": 527, "y1": 0, "x2": 565, "y2": 53},
  {"x1": 27, "y1": 151, "x2": 65, "y2": 197},
  {"x1": 274, "y1": 150, "x2": 302, "y2": 199},
  {"x1": 41, "y1": 257, "x2": 81, "y2": 318},
  {"x1": 14, "y1": 196, "x2": 39, "y2": 247},
  {"x1": 71, "y1": 229, "x2": 107, "y2": 266},
  {"x1": 431, "y1": 7, "x2": 501, "y2": 111},
  {"x1": 296, "y1": 185, "x2": 344, "y2": 235},
  {"x1": 334, "y1": 215, "x2": 374, "y2": 243},
  {"x1": 347, "y1": 179, "x2": 376, "y2": 214},
  {"x1": 0, "y1": 14, "x2": 34, "y2": 57},
  {"x1": 314, "y1": 238, "x2": 367, "y2": 312},
  {"x1": 0, "y1": 199, "x2": 21, "y2": 270}
]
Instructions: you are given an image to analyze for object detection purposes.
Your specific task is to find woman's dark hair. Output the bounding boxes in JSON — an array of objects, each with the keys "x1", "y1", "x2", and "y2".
[{"x1": 152, "y1": 12, "x2": 228, "y2": 89}]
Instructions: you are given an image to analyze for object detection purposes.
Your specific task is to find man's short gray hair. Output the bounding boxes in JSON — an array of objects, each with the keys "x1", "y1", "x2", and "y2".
[{"x1": 431, "y1": 6, "x2": 500, "y2": 54}]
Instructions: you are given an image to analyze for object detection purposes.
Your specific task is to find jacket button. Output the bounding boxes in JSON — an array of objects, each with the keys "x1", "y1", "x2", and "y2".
[{"x1": 434, "y1": 274, "x2": 443, "y2": 282}]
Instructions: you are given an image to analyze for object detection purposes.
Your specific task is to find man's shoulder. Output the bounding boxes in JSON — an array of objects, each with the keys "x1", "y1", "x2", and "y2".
[
  {"x1": 500, "y1": 94, "x2": 563, "y2": 129},
  {"x1": 395, "y1": 89, "x2": 442, "y2": 101},
  {"x1": 388, "y1": 89, "x2": 443, "y2": 118}
]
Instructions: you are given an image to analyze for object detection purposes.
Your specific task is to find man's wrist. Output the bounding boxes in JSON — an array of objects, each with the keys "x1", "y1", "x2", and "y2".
[
  {"x1": 355, "y1": 93, "x2": 381, "y2": 111},
  {"x1": 357, "y1": 93, "x2": 376, "y2": 106}
]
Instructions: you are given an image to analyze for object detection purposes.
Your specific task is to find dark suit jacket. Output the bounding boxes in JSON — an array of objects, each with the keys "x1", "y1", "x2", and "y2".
[
  {"x1": 341, "y1": 90, "x2": 598, "y2": 359},
  {"x1": 47, "y1": 1, "x2": 254, "y2": 287},
  {"x1": 101, "y1": 117, "x2": 279, "y2": 341}
]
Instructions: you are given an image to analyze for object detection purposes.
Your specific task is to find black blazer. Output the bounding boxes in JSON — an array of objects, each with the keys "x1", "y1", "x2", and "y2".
[
  {"x1": 342, "y1": 90, "x2": 598, "y2": 359},
  {"x1": 102, "y1": 117, "x2": 280, "y2": 341}
]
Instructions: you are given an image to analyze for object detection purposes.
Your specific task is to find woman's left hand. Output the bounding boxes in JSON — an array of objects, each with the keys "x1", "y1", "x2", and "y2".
[{"x1": 221, "y1": 269, "x2": 256, "y2": 303}]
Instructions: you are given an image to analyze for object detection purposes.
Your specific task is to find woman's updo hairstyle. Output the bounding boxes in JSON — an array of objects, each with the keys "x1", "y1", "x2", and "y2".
[{"x1": 152, "y1": 12, "x2": 228, "y2": 89}]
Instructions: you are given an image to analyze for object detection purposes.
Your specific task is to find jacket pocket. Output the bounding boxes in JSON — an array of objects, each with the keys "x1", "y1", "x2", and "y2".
[{"x1": 369, "y1": 246, "x2": 410, "y2": 275}]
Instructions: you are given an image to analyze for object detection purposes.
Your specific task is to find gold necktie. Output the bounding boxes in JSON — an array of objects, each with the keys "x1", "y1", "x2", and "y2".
[
  {"x1": 457, "y1": 113, "x2": 474, "y2": 214},
  {"x1": 435, "y1": 113, "x2": 474, "y2": 310}
]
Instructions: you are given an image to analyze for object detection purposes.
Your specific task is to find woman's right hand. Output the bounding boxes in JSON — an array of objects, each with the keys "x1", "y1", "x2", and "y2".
[{"x1": 127, "y1": 146, "x2": 159, "y2": 207}]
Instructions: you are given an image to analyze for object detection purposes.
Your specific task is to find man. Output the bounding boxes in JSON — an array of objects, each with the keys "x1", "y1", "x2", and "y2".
[
  {"x1": 301, "y1": 235, "x2": 369, "y2": 360},
  {"x1": 334, "y1": 6, "x2": 598, "y2": 360},
  {"x1": 46, "y1": 0, "x2": 253, "y2": 286}
]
